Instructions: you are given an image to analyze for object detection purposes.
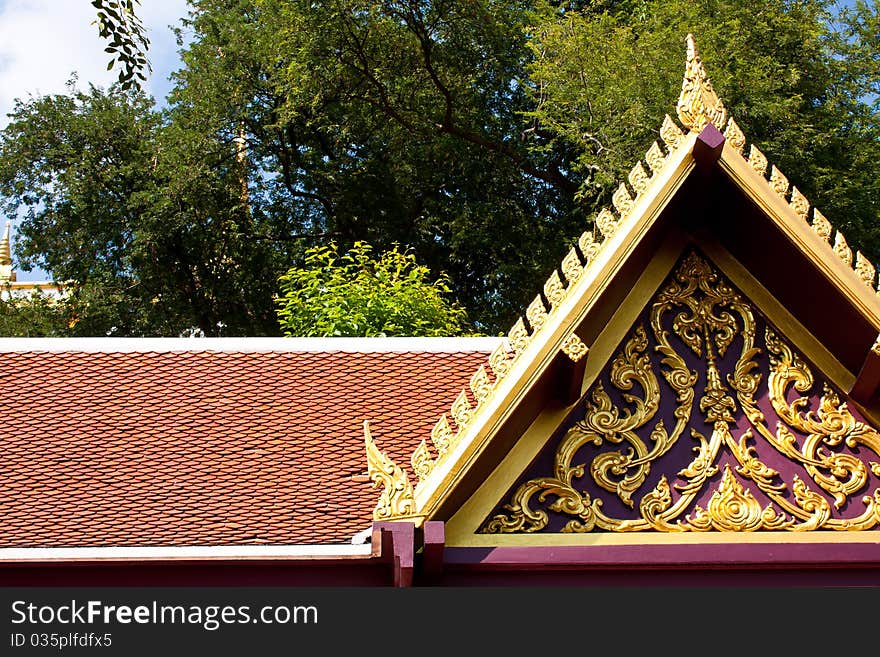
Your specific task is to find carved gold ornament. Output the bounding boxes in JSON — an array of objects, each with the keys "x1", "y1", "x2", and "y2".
[
  {"x1": 578, "y1": 230, "x2": 602, "y2": 263},
  {"x1": 488, "y1": 342, "x2": 514, "y2": 379},
  {"x1": 508, "y1": 317, "x2": 531, "y2": 355},
  {"x1": 661, "y1": 115, "x2": 685, "y2": 150},
  {"x1": 561, "y1": 247, "x2": 584, "y2": 285},
  {"x1": 855, "y1": 252, "x2": 876, "y2": 288},
  {"x1": 723, "y1": 118, "x2": 746, "y2": 154},
  {"x1": 769, "y1": 165, "x2": 789, "y2": 197},
  {"x1": 544, "y1": 271, "x2": 567, "y2": 309},
  {"x1": 526, "y1": 295, "x2": 549, "y2": 332},
  {"x1": 629, "y1": 163, "x2": 650, "y2": 196},
  {"x1": 470, "y1": 365, "x2": 494, "y2": 404},
  {"x1": 431, "y1": 414, "x2": 453, "y2": 456},
  {"x1": 562, "y1": 334, "x2": 589, "y2": 363},
  {"x1": 834, "y1": 232, "x2": 853, "y2": 267},
  {"x1": 364, "y1": 420, "x2": 416, "y2": 520},
  {"x1": 811, "y1": 210, "x2": 832, "y2": 242},
  {"x1": 645, "y1": 142, "x2": 666, "y2": 175},
  {"x1": 596, "y1": 209, "x2": 619, "y2": 239},
  {"x1": 411, "y1": 439, "x2": 435, "y2": 482},
  {"x1": 482, "y1": 251, "x2": 880, "y2": 534},
  {"x1": 748, "y1": 145, "x2": 768, "y2": 177},
  {"x1": 676, "y1": 34, "x2": 727, "y2": 132},
  {"x1": 789, "y1": 187, "x2": 810, "y2": 221}
]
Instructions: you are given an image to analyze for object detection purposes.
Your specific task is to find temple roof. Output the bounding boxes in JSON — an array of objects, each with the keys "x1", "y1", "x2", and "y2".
[
  {"x1": 0, "y1": 337, "x2": 497, "y2": 547},
  {"x1": 364, "y1": 35, "x2": 880, "y2": 544}
]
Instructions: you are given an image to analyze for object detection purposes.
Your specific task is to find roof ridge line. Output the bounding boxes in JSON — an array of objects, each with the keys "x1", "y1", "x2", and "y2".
[{"x1": 0, "y1": 336, "x2": 504, "y2": 354}]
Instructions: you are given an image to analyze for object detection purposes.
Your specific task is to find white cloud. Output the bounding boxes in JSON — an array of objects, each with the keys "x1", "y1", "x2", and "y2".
[{"x1": 0, "y1": 0, "x2": 190, "y2": 128}]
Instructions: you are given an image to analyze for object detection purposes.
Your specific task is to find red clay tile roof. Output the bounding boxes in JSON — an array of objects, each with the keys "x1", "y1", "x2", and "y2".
[{"x1": 0, "y1": 341, "x2": 495, "y2": 547}]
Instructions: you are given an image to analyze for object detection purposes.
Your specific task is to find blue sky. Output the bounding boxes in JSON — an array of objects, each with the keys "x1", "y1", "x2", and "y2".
[{"x1": 0, "y1": 0, "x2": 191, "y2": 281}]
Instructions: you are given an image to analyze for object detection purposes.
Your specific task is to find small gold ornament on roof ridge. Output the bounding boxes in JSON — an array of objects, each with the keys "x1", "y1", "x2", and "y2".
[
  {"x1": 676, "y1": 33, "x2": 727, "y2": 132},
  {"x1": 411, "y1": 439, "x2": 435, "y2": 482},
  {"x1": 364, "y1": 420, "x2": 416, "y2": 520}
]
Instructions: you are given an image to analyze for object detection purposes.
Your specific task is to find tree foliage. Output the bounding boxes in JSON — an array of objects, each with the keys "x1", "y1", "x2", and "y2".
[
  {"x1": 276, "y1": 241, "x2": 471, "y2": 336},
  {"x1": 92, "y1": 0, "x2": 152, "y2": 90},
  {"x1": 525, "y1": 0, "x2": 880, "y2": 248},
  {"x1": 0, "y1": 291, "x2": 73, "y2": 337},
  {"x1": 2, "y1": 0, "x2": 878, "y2": 337}
]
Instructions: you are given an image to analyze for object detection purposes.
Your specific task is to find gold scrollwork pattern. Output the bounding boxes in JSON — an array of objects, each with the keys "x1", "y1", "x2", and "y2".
[{"x1": 481, "y1": 251, "x2": 880, "y2": 533}]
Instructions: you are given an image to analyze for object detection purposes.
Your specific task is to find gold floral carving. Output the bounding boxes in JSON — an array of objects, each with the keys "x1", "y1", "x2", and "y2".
[
  {"x1": 628, "y1": 162, "x2": 650, "y2": 196},
  {"x1": 508, "y1": 317, "x2": 531, "y2": 355},
  {"x1": 748, "y1": 145, "x2": 768, "y2": 177},
  {"x1": 596, "y1": 209, "x2": 619, "y2": 240},
  {"x1": 612, "y1": 184, "x2": 634, "y2": 218},
  {"x1": 431, "y1": 414, "x2": 454, "y2": 456},
  {"x1": 769, "y1": 165, "x2": 789, "y2": 197},
  {"x1": 676, "y1": 34, "x2": 727, "y2": 131},
  {"x1": 811, "y1": 209, "x2": 833, "y2": 242},
  {"x1": 470, "y1": 365, "x2": 494, "y2": 404},
  {"x1": 680, "y1": 466, "x2": 792, "y2": 531},
  {"x1": 834, "y1": 231, "x2": 853, "y2": 267},
  {"x1": 526, "y1": 295, "x2": 549, "y2": 332},
  {"x1": 660, "y1": 114, "x2": 685, "y2": 151},
  {"x1": 788, "y1": 187, "x2": 810, "y2": 221},
  {"x1": 544, "y1": 270, "x2": 567, "y2": 309},
  {"x1": 723, "y1": 117, "x2": 746, "y2": 154},
  {"x1": 855, "y1": 252, "x2": 875, "y2": 288},
  {"x1": 578, "y1": 230, "x2": 602, "y2": 263},
  {"x1": 482, "y1": 251, "x2": 880, "y2": 534},
  {"x1": 561, "y1": 247, "x2": 584, "y2": 285},
  {"x1": 562, "y1": 334, "x2": 589, "y2": 363},
  {"x1": 411, "y1": 439, "x2": 435, "y2": 482},
  {"x1": 488, "y1": 342, "x2": 514, "y2": 380},
  {"x1": 364, "y1": 420, "x2": 416, "y2": 520},
  {"x1": 450, "y1": 390, "x2": 473, "y2": 430},
  {"x1": 645, "y1": 141, "x2": 666, "y2": 175}
]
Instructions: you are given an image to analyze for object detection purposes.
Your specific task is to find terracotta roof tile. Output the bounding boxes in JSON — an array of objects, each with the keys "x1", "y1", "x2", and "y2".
[{"x1": 0, "y1": 347, "x2": 492, "y2": 547}]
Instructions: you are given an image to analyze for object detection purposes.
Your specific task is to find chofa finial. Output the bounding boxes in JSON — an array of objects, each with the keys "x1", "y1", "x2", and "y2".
[
  {"x1": 676, "y1": 34, "x2": 727, "y2": 132},
  {"x1": 364, "y1": 420, "x2": 416, "y2": 520}
]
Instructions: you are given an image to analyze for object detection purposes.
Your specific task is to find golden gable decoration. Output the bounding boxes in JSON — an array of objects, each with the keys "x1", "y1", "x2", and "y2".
[
  {"x1": 364, "y1": 33, "x2": 880, "y2": 524},
  {"x1": 481, "y1": 251, "x2": 880, "y2": 534}
]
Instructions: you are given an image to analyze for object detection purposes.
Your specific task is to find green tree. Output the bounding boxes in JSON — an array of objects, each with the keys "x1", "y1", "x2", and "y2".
[
  {"x1": 275, "y1": 241, "x2": 472, "y2": 336},
  {"x1": 0, "y1": 290, "x2": 73, "y2": 337},
  {"x1": 169, "y1": 0, "x2": 587, "y2": 332},
  {"x1": 3, "y1": 0, "x2": 877, "y2": 337},
  {"x1": 0, "y1": 81, "x2": 289, "y2": 336},
  {"x1": 525, "y1": 0, "x2": 880, "y2": 247},
  {"x1": 92, "y1": 0, "x2": 152, "y2": 90}
]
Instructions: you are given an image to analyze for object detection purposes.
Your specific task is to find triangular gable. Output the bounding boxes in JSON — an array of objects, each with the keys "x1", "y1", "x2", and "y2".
[{"x1": 364, "y1": 35, "x2": 880, "y2": 548}]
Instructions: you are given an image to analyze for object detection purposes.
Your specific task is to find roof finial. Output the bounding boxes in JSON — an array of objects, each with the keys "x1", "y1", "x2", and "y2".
[
  {"x1": 676, "y1": 34, "x2": 727, "y2": 132},
  {"x1": 364, "y1": 420, "x2": 416, "y2": 520},
  {"x1": 0, "y1": 221, "x2": 12, "y2": 266},
  {"x1": 0, "y1": 220, "x2": 15, "y2": 283}
]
